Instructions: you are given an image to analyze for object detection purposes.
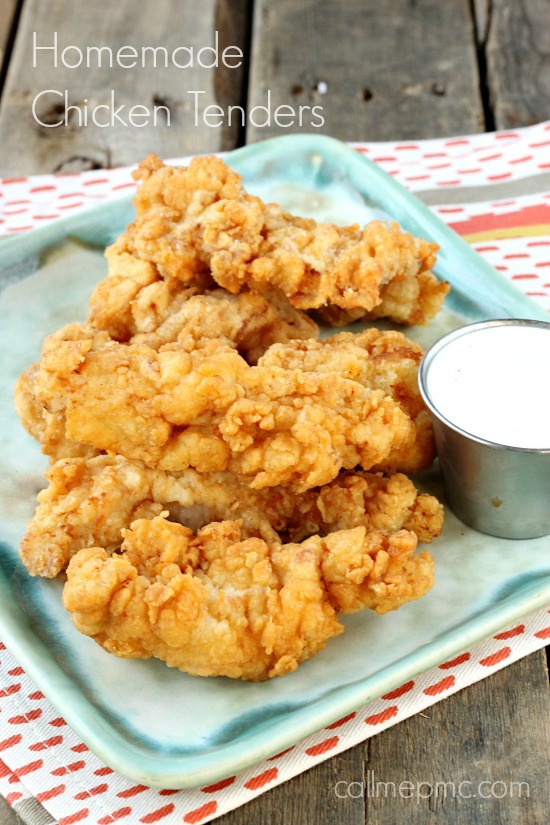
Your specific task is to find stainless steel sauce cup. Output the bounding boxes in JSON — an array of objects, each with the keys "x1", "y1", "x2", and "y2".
[{"x1": 419, "y1": 319, "x2": 550, "y2": 540}]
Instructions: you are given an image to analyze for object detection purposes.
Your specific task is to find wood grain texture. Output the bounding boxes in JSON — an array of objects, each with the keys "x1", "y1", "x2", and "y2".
[
  {"x1": 485, "y1": 0, "x2": 550, "y2": 128},
  {"x1": 218, "y1": 654, "x2": 550, "y2": 825},
  {"x1": 0, "y1": 0, "x2": 251, "y2": 174},
  {"x1": 0, "y1": 0, "x2": 19, "y2": 73},
  {"x1": 216, "y1": 749, "x2": 367, "y2": 825},
  {"x1": 472, "y1": 0, "x2": 492, "y2": 44},
  {"x1": 246, "y1": 0, "x2": 485, "y2": 143},
  {"x1": 362, "y1": 653, "x2": 550, "y2": 825},
  {"x1": 0, "y1": 796, "x2": 24, "y2": 825}
]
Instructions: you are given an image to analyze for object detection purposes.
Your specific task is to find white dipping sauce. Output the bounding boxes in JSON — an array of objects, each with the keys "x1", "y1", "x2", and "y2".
[{"x1": 425, "y1": 324, "x2": 550, "y2": 449}]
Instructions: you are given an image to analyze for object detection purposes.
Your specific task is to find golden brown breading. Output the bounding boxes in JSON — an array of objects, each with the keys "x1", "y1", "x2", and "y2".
[
  {"x1": 88, "y1": 239, "x2": 189, "y2": 341},
  {"x1": 19, "y1": 454, "x2": 443, "y2": 578},
  {"x1": 21, "y1": 323, "x2": 433, "y2": 476},
  {"x1": 317, "y1": 270, "x2": 450, "y2": 327},
  {"x1": 287, "y1": 471, "x2": 444, "y2": 545},
  {"x1": 15, "y1": 150, "x2": 447, "y2": 682},
  {"x1": 130, "y1": 288, "x2": 319, "y2": 364},
  {"x1": 30, "y1": 323, "x2": 418, "y2": 490},
  {"x1": 258, "y1": 329, "x2": 435, "y2": 475},
  {"x1": 20, "y1": 456, "x2": 164, "y2": 578},
  {"x1": 92, "y1": 239, "x2": 318, "y2": 362},
  {"x1": 62, "y1": 515, "x2": 434, "y2": 680},
  {"x1": 120, "y1": 154, "x2": 448, "y2": 322},
  {"x1": 19, "y1": 455, "x2": 260, "y2": 578},
  {"x1": 14, "y1": 364, "x2": 98, "y2": 463}
]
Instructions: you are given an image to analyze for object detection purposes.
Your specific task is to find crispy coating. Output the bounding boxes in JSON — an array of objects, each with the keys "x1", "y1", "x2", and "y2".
[
  {"x1": 288, "y1": 471, "x2": 444, "y2": 545},
  {"x1": 92, "y1": 238, "x2": 318, "y2": 362},
  {"x1": 20, "y1": 456, "x2": 164, "y2": 578},
  {"x1": 30, "y1": 323, "x2": 419, "y2": 490},
  {"x1": 15, "y1": 151, "x2": 447, "y2": 681},
  {"x1": 258, "y1": 328, "x2": 435, "y2": 475},
  {"x1": 88, "y1": 239, "x2": 196, "y2": 341},
  {"x1": 18, "y1": 286, "x2": 318, "y2": 463},
  {"x1": 259, "y1": 329, "x2": 424, "y2": 409},
  {"x1": 19, "y1": 454, "x2": 443, "y2": 578},
  {"x1": 19, "y1": 324, "x2": 435, "y2": 477},
  {"x1": 120, "y1": 154, "x2": 448, "y2": 322},
  {"x1": 14, "y1": 364, "x2": 98, "y2": 463},
  {"x1": 62, "y1": 515, "x2": 434, "y2": 680},
  {"x1": 130, "y1": 288, "x2": 319, "y2": 364},
  {"x1": 317, "y1": 270, "x2": 450, "y2": 327}
]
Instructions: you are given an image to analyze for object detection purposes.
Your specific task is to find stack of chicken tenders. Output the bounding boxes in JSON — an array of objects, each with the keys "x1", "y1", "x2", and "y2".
[{"x1": 15, "y1": 154, "x2": 449, "y2": 681}]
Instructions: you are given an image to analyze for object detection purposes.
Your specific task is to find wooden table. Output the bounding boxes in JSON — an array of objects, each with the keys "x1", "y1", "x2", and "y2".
[{"x1": 0, "y1": 1, "x2": 549, "y2": 823}]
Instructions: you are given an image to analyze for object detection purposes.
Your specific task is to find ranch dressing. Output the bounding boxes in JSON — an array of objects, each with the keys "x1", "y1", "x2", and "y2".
[{"x1": 424, "y1": 323, "x2": 550, "y2": 449}]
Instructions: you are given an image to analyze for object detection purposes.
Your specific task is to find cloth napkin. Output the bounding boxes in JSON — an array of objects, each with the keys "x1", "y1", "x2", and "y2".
[{"x1": 1, "y1": 120, "x2": 549, "y2": 825}]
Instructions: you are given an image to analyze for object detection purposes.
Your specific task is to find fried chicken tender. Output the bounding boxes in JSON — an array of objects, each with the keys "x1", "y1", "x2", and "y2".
[
  {"x1": 120, "y1": 154, "x2": 448, "y2": 322},
  {"x1": 14, "y1": 364, "x2": 98, "y2": 463},
  {"x1": 62, "y1": 515, "x2": 434, "y2": 680},
  {"x1": 89, "y1": 239, "x2": 200, "y2": 341},
  {"x1": 288, "y1": 470, "x2": 444, "y2": 545},
  {"x1": 30, "y1": 323, "x2": 419, "y2": 490},
  {"x1": 19, "y1": 454, "x2": 443, "y2": 578},
  {"x1": 317, "y1": 269, "x2": 451, "y2": 327},
  {"x1": 20, "y1": 456, "x2": 164, "y2": 578},
  {"x1": 258, "y1": 328, "x2": 435, "y2": 475},
  {"x1": 17, "y1": 287, "x2": 318, "y2": 464},
  {"x1": 91, "y1": 238, "x2": 318, "y2": 362},
  {"x1": 15, "y1": 149, "x2": 447, "y2": 683},
  {"x1": 129, "y1": 288, "x2": 319, "y2": 364}
]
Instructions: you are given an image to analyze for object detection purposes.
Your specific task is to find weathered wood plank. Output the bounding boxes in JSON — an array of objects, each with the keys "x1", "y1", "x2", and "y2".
[
  {"x1": 363, "y1": 653, "x2": 550, "y2": 825},
  {"x1": 0, "y1": 0, "x2": 20, "y2": 77},
  {"x1": 218, "y1": 653, "x2": 550, "y2": 825},
  {"x1": 472, "y1": 0, "x2": 491, "y2": 44},
  {"x1": 0, "y1": 796, "x2": 52, "y2": 825},
  {"x1": 0, "y1": 796, "x2": 24, "y2": 825},
  {"x1": 0, "y1": 0, "x2": 251, "y2": 174},
  {"x1": 484, "y1": 0, "x2": 550, "y2": 129},
  {"x1": 246, "y1": 0, "x2": 485, "y2": 143},
  {"x1": 216, "y1": 749, "x2": 367, "y2": 825}
]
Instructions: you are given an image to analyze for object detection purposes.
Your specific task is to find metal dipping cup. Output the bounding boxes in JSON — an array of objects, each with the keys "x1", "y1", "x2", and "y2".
[{"x1": 419, "y1": 319, "x2": 550, "y2": 540}]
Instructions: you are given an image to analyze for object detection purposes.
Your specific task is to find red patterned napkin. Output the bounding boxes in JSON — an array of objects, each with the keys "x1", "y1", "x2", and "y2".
[{"x1": 1, "y1": 121, "x2": 549, "y2": 824}]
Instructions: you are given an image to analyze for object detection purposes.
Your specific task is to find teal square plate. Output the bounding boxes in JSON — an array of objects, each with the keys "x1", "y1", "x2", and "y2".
[{"x1": 1, "y1": 135, "x2": 549, "y2": 789}]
